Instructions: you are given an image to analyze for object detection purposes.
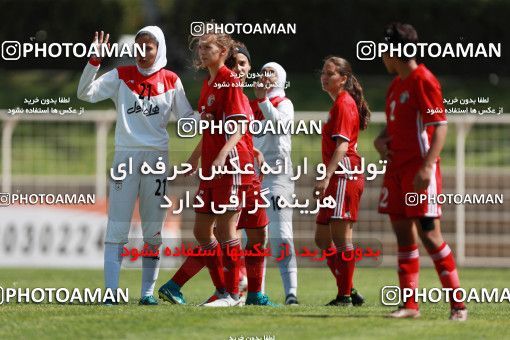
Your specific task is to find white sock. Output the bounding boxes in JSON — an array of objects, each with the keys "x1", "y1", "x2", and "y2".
[
  {"x1": 280, "y1": 266, "x2": 298, "y2": 297},
  {"x1": 272, "y1": 240, "x2": 298, "y2": 297},
  {"x1": 104, "y1": 243, "x2": 124, "y2": 291},
  {"x1": 141, "y1": 256, "x2": 160, "y2": 297}
]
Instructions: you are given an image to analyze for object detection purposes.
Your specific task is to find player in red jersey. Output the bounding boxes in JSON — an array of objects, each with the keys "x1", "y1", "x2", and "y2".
[
  {"x1": 374, "y1": 22, "x2": 467, "y2": 321},
  {"x1": 192, "y1": 32, "x2": 252, "y2": 307},
  {"x1": 314, "y1": 56, "x2": 370, "y2": 306},
  {"x1": 158, "y1": 38, "x2": 274, "y2": 307}
]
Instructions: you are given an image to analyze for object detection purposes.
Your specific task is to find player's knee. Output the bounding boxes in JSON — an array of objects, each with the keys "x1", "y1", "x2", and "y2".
[
  {"x1": 419, "y1": 217, "x2": 436, "y2": 232},
  {"x1": 193, "y1": 227, "x2": 210, "y2": 244},
  {"x1": 246, "y1": 230, "x2": 266, "y2": 248},
  {"x1": 331, "y1": 235, "x2": 349, "y2": 248},
  {"x1": 314, "y1": 234, "x2": 330, "y2": 250}
]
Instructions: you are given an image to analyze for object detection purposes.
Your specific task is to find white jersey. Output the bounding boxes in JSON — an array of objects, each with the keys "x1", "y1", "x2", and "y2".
[
  {"x1": 253, "y1": 97, "x2": 294, "y2": 170},
  {"x1": 77, "y1": 61, "x2": 196, "y2": 151}
]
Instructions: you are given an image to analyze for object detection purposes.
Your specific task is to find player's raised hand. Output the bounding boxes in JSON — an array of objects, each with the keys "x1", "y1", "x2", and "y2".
[{"x1": 90, "y1": 30, "x2": 110, "y2": 64}]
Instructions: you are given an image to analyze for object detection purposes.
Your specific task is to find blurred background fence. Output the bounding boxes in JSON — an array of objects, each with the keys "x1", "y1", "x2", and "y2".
[{"x1": 2, "y1": 111, "x2": 508, "y2": 267}]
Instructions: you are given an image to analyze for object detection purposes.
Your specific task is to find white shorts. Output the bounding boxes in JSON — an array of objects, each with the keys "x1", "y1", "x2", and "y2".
[{"x1": 106, "y1": 150, "x2": 168, "y2": 245}]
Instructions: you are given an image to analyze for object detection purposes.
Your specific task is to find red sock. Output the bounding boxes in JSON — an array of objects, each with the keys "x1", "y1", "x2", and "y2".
[
  {"x1": 245, "y1": 246, "x2": 265, "y2": 293},
  {"x1": 337, "y1": 243, "x2": 355, "y2": 297},
  {"x1": 171, "y1": 248, "x2": 205, "y2": 287},
  {"x1": 398, "y1": 244, "x2": 420, "y2": 310},
  {"x1": 239, "y1": 256, "x2": 247, "y2": 281},
  {"x1": 427, "y1": 242, "x2": 465, "y2": 310},
  {"x1": 221, "y1": 239, "x2": 242, "y2": 295},
  {"x1": 201, "y1": 240, "x2": 225, "y2": 291},
  {"x1": 326, "y1": 249, "x2": 342, "y2": 292}
]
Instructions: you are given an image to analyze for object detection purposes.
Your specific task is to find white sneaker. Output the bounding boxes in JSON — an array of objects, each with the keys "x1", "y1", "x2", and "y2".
[
  {"x1": 449, "y1": 308, "x2": 468, "y2": 321},
  {"x1": 198, "y1": 289, "x2": 223, "y2": 306},
  {"x1": 202, "y1": 293, "x2": 242, "y2": 307},
  {"x1": 387, "y1": 308, "x2": 421, "y2": 319}
]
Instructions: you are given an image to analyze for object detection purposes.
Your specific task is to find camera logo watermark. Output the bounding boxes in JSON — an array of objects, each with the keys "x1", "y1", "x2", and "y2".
[
  {"x1": 1, "y1": 41, "x2": 145, "y2": 61},
  {"x1": 381, "y1": 286, "x2": 510, "y2": 306},
  {"x1": 190, "y1": 21, "x2": 296, "y2": 36},
  {"x1": 356, "y1": 41, "x2": 502, "y2": 60},
  {"x1": 405, "y1": 192, "x2": 504, "y2": 206}
]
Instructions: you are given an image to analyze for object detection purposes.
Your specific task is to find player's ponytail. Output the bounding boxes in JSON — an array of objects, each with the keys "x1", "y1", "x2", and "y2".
[
  {"x1": 346, "y1": 74, "x2": 370, "y2": 130},
  {"x1": 325, "y1": 56, "x2": 371, "y2": 130}
]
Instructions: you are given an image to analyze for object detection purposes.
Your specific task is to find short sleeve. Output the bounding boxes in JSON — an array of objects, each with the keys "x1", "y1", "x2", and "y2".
[
  {"x1": 417, "y1": 77, "x2": 447, "y2": 126},
  {"x1": 330, "y1": 101, "x2": 355, "y2": 142},
  {"x1": 224, "y1": 78, "x2": 246, "y2": 119}
]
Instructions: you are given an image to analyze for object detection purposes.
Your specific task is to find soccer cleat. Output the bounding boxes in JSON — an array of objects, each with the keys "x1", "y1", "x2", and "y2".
[
  {"x1": 139, "y1": 295, "x2": 158, "y2": 305},
  {"x1": 351, "y1": 288, "x2": 365, "y2": 306},
  {"x1": 245, "y1": 292, "x2": 278, "y2": 306},
  {"x1": 285, "y1": 294, "x2": 299, "y2": 305},
  {"x1": 202, "y1": 293, "x2": 242, "y2": 307},
  {"x1": 325, "y1": 295, "x2": 352, "y2": 306},
  {"x1": 387, "y1": 307, "x2": 421, "y2": 319},
  {"x1": 449, "y1": 308, "x2": 468, "y2": 321},
  {"x1": 326, "y1": 295, "x2": 352, "y2": 306},
  {"x1": 158, "y1": 280, "x2": 186, "y2": 305},
  {"x1": 198, "y1": 289, "x2": 225, "y2": 306}
]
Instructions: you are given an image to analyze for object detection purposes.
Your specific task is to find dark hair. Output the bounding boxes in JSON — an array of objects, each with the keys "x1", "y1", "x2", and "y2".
[
  {"x1": 135, "y1": 31, "x2": 159, "y2": 47},
  {"x1": 383, "y1": 22, "x2": 418, "y2": 61},
  {"x1": 225, "y1": 41, "x2": 251, "y2": 69},
  {"x1": 324, "y1": 56, "x2": 370, "y2": 130},
  {"x1": 189, "y1": 24, "x2": 235, "y2": 70}
]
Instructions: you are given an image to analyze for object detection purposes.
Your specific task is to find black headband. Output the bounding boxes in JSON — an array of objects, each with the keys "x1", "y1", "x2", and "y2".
[{"x1": 235, "y1": 45, "x2": 251, "y2": 64}]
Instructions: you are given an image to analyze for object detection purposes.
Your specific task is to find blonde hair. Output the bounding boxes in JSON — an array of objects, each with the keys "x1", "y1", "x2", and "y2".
[{"x1": 189, "y1": 32, "x2": 235, "y2": 70}]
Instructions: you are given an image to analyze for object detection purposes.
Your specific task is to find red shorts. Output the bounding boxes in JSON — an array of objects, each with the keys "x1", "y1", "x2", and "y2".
[
  {"x1": 194, "y1": 182, "x2": 249, "y2": 214},
  {"x1": 316, "y1": 175, "x2": 364, "y2": 225},
  {"x1": 237, "y1": 179, "x2": 269, "y2": 229},
  {"x1": 378, "y1": 161, "x2": 442, "y2": 218}
]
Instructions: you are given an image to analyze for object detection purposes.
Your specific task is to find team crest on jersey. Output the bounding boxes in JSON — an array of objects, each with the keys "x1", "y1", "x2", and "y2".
[
  {"x1": 207, "y1": 94, "x2": 215, "y2": 106},
  {"x1": 114, "y1": 181, "x2": 122, "y2": 191},
  {"x1": 400, "y1": 91, "x2": 410, "y2": 104},
  {"x1": 157, "y1": 82, "x2": 164, "y2": 94}
]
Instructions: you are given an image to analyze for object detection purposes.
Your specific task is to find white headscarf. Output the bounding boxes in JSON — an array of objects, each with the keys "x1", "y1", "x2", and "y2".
[
  {"x1": 261, "y1": 62, "x2": 286, "y2": 99},
  {"x1": 136, "y1": 25, "x2": 167, "y2": 76}
]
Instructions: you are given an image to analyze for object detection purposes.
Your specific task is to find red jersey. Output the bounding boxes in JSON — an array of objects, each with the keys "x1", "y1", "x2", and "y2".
[
  {"x1": 385, "y1": 64, "x2": 447, "y2": 167},
  {"x1": 198, "y1": 65, "x2": 254, "y2": 188},
  {"x1": 322, "y1": 91, "x2": 361, "y2": 173}
]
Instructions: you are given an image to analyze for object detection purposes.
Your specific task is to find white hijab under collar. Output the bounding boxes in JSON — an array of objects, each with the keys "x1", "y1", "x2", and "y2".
[
  {"x1": 261, "y1": 62, "x2": 286, "y2": 99},
  {"x1": 136, "y1": 25, "x2": 167, "y2": 76}
]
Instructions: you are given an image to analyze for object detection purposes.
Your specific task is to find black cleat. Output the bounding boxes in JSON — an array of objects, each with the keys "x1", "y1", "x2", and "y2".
[
  {"x1": 325, "y1": 295, "x2": 352, "y2": 306},
  {"x1": 350, "y1": 288, "x2": 365, "y2": 306},
  {"x1": 285, "y1": 294, "x2": 299, "y2": 305}
]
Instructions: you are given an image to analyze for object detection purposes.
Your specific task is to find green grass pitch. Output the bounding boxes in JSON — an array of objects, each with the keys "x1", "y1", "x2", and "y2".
[{"x1": 1, "y1": 267, "x2": 509, "y2": 339}]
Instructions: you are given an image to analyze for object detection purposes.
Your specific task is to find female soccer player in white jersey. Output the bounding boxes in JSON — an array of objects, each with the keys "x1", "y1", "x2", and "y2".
[
  {"x1": 250, "y1": 62, "x2": 299, "y2": 305},
  {"x1": 77, "y1": 26, "x2": 196, "y2": 305}
]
